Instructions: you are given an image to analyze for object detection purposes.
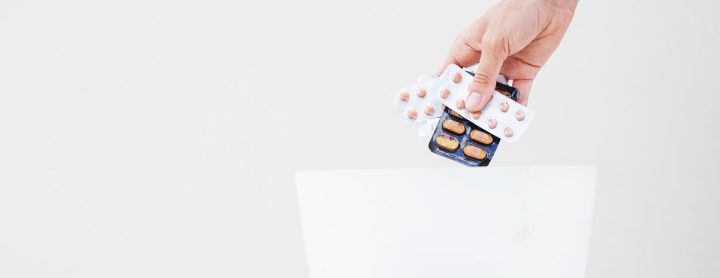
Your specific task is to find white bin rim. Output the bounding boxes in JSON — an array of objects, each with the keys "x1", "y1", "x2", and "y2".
[{"x1": 296, "y1": 166, "x2": 596, "y2": 278}]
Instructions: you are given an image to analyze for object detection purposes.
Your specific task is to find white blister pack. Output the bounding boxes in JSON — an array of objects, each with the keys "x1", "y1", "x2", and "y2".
[
  {"x1": 392, "y1": 64, "x2": 534, "y2": 143},
  {"x1": 430, "y1": 64, "x2": 535, "y2": 143},
  {"x1": 392, "y1": 75, "x2": 444, "y2": 123}
]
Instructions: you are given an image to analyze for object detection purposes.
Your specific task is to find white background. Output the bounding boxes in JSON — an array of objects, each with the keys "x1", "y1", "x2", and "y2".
[{"x1": 1, "y1": 0, "x2": 718, "y2": 277}]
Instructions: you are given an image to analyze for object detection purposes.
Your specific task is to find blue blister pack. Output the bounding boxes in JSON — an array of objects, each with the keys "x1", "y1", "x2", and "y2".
[{"x1": 427, "y1": 81, "x2": 519, "y2": 166}]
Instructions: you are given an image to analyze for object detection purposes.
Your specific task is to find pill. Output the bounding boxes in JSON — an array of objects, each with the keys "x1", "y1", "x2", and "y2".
[
  {"x1": 456, "y1": 99, "x2": 465, "y2": 110},
  {"x1": 424, "y1": 105, "x2": 435, "y2": 116},
  {"x1": 463, "y1": 145, "x2": 487, "y2": 160},
  {"x1": 449, "y1": 110, "x2": 463, "y2": 119},
  {"x1": 417, "y1": 88, "x2": 427, "y2": 98},
  {"x1": 499, "y1": 102, "x2": 509, "y2": 112},
  {"x1": 399, "y1": 91, "x2": 409, "y2": 102},
  {"x1": 453, "y1": 72, "x2": 462, "y2": 83},
  {"x1": 407, "y1": 108, "x2": 417, "y2": 119},
  {"x1": 435, "y1": 135, "x2": 460, "y2": 152},
  {"x1": 440, "y1": 88, "x2": 451, "y2": 99},
  {"x1": 488, "y1": 118, "x2": 497, "y2": 129},
  {"x1": 470, "y1": 129, "x2": 493, "y2": 145},
  {"x1": 504, "y1": 127, "x2": 514, "y2": 137},
  {"x1": 515, "y1": 110, "x2": 525, "y2": 121},
  {"x1": 442, "y1": 119, "x2": 466, "y2": 135},
  {"x1": 471, "y1": 111, "x2": 481, "y2": 119},
  {"x1": 498, "y1": 90, "x2": 511, "y2": 98}
]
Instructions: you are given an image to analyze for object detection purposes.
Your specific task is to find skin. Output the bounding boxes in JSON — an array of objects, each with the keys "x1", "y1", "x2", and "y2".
[{"x1": 438, "y1": 0, "x2": 578, "y2": 112}]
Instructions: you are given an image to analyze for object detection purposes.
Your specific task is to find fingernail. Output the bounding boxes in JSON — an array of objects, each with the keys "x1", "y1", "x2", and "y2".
[{"x1": 467, "y1": 92, "x2": 482, "y2": 110}]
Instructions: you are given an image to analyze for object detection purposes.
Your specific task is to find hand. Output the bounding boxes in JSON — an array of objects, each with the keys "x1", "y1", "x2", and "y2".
[{"x1": 438, "y1": 0, "x2": 577, "y2": 111}]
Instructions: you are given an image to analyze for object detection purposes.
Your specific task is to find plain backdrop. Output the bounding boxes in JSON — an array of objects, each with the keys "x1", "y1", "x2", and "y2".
[{"x1": 0, "y1": 0, "x2": 718, "y2": 277}]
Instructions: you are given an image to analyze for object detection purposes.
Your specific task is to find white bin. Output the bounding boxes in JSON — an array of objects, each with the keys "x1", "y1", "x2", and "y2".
[{"x1": 296, "y1": 167, "x2": 596, "y2": 278}]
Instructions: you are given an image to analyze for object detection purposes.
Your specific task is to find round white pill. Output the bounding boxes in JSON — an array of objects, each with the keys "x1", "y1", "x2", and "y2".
[
  {"x1": 407, "y1": 108, "x2": 417, "y2": 120},
  {"x1": 424, "y1": 105, "x2": 435, "y2": 116},
  {"x1": 399, "y1": 91, "x2": 409, "y2": 102},
  {"x1": 504, "y1": 127, "x2": 514, "y2": 137},
  {"x1": 440, "y1": 88, "x2": 451, "y2": 99},
  {"x1": 453, "y1": 72, "x2": 462, "y2": 83},
  {"x1": 488, "y1": 118, "x2": 497, "y2": 129},
  {"x1": 417, "y1": 88, "x2": 427, "y2": 98},
  {"x1": 456, "y1": 99, "x2": 465, "y2": 110},
  {"x1": 499, "y1": 102, "x2": 509, "y2": 112}
]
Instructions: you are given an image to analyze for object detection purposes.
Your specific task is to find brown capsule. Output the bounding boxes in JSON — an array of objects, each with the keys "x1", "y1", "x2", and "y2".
[
  {"x1": 515, "y1": 110, "x2": 525, "y2": 121},
  {"x1": 435, "y1": 135, "x2": 460, "y2": 152},
  {"x1": 453, "y1": 72, "x2": 463, "y2": 83},
  {"x1": 504, "y1": 127, "x2": 514, "y2": 137},
  {"x1": 448, "y1": 109, "x2": 463, "y2": 119},
  {"x1": 470, "y1": 129, "x2": 493, "y2": 145},
  {"x1": 440, "y1": 88, "x2": 451, "y2": 99},
  {"x1": 442, "y1": 119, "x2": 466, "y2": 135},
  {"x1": 407, "y1": 108, "x2": 418, "y2": 120},
  {"x1": 456, "y1": 99, "x2": 465, "y2": 110},
  {"x1": 463, "y1": 145, "x2": 487, "y2": 160},
  {"x1": 424, "y1": 105, "x2": 435, "y2": 116},
  {"x1": 471, "y1": 111, "x2": 481, "y2": 119},
  {"x1": 487, "y1": 118, "x2": 497, "y2": 129},
  {"x1": 499, "y1": 102, "x2": 509, "y2": 112},
  {"x1": 399, "y1": 91, "x2": 410, "y2": 102},
  {"x1": 498, "y1": 89, "x2": 511, "y2": 98}
]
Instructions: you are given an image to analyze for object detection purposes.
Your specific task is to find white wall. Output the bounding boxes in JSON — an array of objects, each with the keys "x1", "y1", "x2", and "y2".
[{"x1": 1, "y1": 0, "x2": 718, "y2": 277}]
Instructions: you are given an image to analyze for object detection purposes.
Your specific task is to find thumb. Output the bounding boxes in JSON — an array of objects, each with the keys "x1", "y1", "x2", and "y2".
[{"x1": 466, "y1": 39, "x2": 507, "y2": 112}]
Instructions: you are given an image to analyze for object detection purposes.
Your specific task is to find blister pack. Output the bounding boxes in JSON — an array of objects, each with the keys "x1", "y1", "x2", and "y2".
[
  {"x1": 393, "y1": 64, "x2": 533, "y2": 166},
  {"x1": 431, "y1": 64, "x2": 535, "y2": 143},
  {"x1": 392, "y1": 76, "x2": 444, "y2": 123},
  {"x1": 427, "y1": 82, "x2": 519, "y2": 166}
]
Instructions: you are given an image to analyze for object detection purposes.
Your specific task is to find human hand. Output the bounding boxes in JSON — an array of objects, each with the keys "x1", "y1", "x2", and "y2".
[{"x1": 438, "y1": 0, "x2": 577, "y2": 111}]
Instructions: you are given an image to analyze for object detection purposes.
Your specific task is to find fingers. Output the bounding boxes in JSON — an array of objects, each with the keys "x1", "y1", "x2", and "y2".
[
  {"x1": 511, "y1": 79, "x2": 533, "y2": 105},
  {"x1": 466, "y1": 37, "x2": 508, "y2": 112}
]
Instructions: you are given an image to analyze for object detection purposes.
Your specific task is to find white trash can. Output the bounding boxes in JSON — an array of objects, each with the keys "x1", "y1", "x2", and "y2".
[{"x1": 296, "y1": 167, "x2": 596, "y2": 278}]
